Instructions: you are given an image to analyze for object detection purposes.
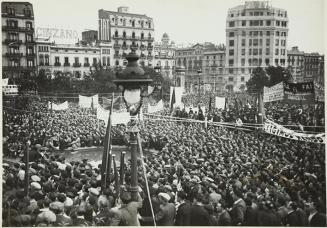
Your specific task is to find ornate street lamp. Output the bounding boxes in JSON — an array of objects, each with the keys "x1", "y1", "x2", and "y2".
[
  {"x1": 114, "y1": 50, "x2": 152, "y2": 201},
  {"x1": 197, "y1": 68, "x2": 202, "y2": 104}
]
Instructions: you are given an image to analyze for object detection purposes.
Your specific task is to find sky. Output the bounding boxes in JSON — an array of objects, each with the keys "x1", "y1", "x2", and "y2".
[{"x1": 15, "y1": 0, "x2": 326, "y2": 53}]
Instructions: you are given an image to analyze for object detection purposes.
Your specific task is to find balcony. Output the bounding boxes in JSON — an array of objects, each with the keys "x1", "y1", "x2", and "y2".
[
  {"x1": 130, "y1": 36, "x2": 139, "y2": 40},
  {"x1": 92, "y1": 63, "x2": 98, "y2": 67},
  {"x1": 3, "y1": 39, "x2": 22, "y2": 45},
  {"x1": 63, "y1": 62, "x2": 70, "y2": 67},
  {"x1": 5, "y1": 52, "x2": 23, "y2": 58},
  {"x1": 113, "y1": 44, "x2": 121, "y2": 49},
  {"x1": 26, "y1": 53, "x2": 36, "y2": 58},
  {"x1": 114, "y1": 54, "x2": 121, "y2": 59},
  {"x1": 73, "y1": 62, "x2": 81, "y2": 67},
  {"x1": 140, "y1": 45, "x2": 146, "y2": 51},
  {"x1": 54, "y1": 62, "x2": 61, "y2": 66},
  {"x1": 84, "y1": 63, "x2": 90, "y2": 67},
  {"x1": 146, "y1": 37, "x2": 154, "y2": 42},
  {"x1": 130, "y1": 45, "x2": 138, "y2": 50},
  {"x1": 122, "y1": 45, "x2": 128, "y2": 50}
]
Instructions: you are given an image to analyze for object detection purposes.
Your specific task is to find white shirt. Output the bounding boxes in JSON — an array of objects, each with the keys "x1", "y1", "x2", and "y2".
[{"x1": 308, "y1": 211, "x2": 318, "y2": 223}]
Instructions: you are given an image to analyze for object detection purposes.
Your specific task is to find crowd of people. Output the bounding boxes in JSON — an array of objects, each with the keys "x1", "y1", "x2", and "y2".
[{"x1": 2, "y1": 95, "x2": 326, "y2": 226}]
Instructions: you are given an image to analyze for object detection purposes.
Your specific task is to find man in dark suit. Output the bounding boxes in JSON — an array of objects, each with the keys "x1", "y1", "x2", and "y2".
[
  {"x1": 190, "y1": 193, "x2": 210, "y2": 226},
  {"x1": 229, "y1": 188, "x2": 246, "y2": 225},
  {"x1": 286, "y1": 201, "x2": 308, "y2": 226},
  {"x1": 308, "y1": 201, "x2": 327, "y2": 227},
  {"x1": 175, "y1": 191, "x2": 191, "y2": 226}
]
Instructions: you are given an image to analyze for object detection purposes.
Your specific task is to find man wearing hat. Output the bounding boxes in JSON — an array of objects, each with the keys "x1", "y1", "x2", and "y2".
[
  {"x1": 175, "y1": 191, "x2": 191, "y2": 226},
  {"x1": 189, "y1": 193, "x2": 210, "y2": 226},
  {"x1": 156, "y1": 192, "x2": 176, "y2": 226}
]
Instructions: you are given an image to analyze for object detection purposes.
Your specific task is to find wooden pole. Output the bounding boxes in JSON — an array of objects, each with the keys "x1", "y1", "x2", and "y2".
[
  {"x1": 120, "y1": 151, "x2": 125, "y2": 185},
  {"x1": 24, "y1": 142, "x2": 30, "y2": 196},
  {"x1": 112, "y1": 154, "x2": 120, "y2": 196}
]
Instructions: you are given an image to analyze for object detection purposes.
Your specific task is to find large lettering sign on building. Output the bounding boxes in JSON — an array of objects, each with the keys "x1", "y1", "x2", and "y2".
[{"x1": 36, "y1": 27, "x2": 79, "y2": 43}]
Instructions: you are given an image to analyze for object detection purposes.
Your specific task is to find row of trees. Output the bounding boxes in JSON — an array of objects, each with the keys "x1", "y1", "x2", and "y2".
[{"x1": 246, "y1": 66, "x2": 292, "y2": 122}]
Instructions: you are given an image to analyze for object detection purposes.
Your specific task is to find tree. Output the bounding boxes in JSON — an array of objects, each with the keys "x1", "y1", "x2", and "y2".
[
  {"x1": 246, "y1": 67, "x2": 269, "y2": 123},
  {"x1": 266, "y1": 66, "x2": 292, "y2": 86}
]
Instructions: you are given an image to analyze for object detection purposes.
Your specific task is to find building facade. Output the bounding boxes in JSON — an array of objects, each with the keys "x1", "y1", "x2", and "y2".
[
  {"x1": 2, "y1": 1, "x2": 36, "y2": 80},
  {"x1": 303, "y1": 52, "x2": 322, "y2": 83},
  {"x1": 98, "y1": 6, "x2": 154, "y2": 67},
  {"x1": 36, "y1": 39, "x2": 101, "y2": 79},
  {"x1": 153, "y1": 33, "x2": 175, "y2": 78},
  {"x1": 225, "y1": 1, "x2": 289, "y2": 91},
  {"x1": 287, "y1": 46, "x2": 304, "y2": 82},
  {"x1": 175, "y1": 43, "x2": 226, "y2": 94},
  {"x1": 82, "y1": 30, "x2": 98, "y2": 44}
]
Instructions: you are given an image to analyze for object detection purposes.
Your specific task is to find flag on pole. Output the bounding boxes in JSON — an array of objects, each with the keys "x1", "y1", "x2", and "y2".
[{"x1": 170, "y1": 87, "x2": 176, "y2": 113}]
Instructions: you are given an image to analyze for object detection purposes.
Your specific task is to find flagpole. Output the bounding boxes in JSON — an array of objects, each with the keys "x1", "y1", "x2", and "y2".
[
  {"x1": 101, "y1": 93, "x2": 114, "y2": 189},
  {"x1": 112, "y1": 154, "x2": 120, "y2": 197}
]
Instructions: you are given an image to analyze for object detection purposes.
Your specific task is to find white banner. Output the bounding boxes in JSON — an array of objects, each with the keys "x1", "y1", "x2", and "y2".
[
  {"x1": 170, "y1": 87, "x2": 183, "y2": 108},
  {"x1": 112, "y1": 112, "x2": 130, "y2": 126},
  {"x1": 263, "y1": 82, "x2": 284, "y2": 103},
  {"x1": 2, "y1": 78, "x2": 9, "y2": 86},
  {"x1": 148, "y1": 100, "x2": 164, "y2": 113},
  {"x1": 215, "y1": 97, "x2": 226, "y2": 109},
  {"x1": 79, "y1": 94, "x2": 99, "y2": 108},
  {"x1": 264, "y1": 119, "x2": 325, "y2": 144},
  {"x1": 97, "y1": 105, "x2": 110, "y2": 125},
  {"x1": 48, "y1": 101, "x2": 69, "y2": 111}
]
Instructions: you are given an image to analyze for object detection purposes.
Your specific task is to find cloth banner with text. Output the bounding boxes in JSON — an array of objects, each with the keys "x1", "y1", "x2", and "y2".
[
  {"x1": 264, "y1": 119, "x2": 325, "y2": 144},
  {"x1": 148, "y1": 100, "x2": 164, "y2": 113},
  {"x1": 79, "y1": 94, "x2": 99, "y2": 108},
  {"x1": 263, "y1": 82, "x2": 284, "y2": 103},
  {"x1": 314, "y1": 82, "x2": 324, "y2": 102},
  {"x1": 96, "y1": 105, "x2": 130, "y2": 126},
  {"x1": 215, "y1": 97, "x2": 226, "y2": 109},
  {"x1": 48, "y1": 101, "x2": 69, "y2": 111},
  {"x1": 283, "y1": 81, "x2": 314, "y2": 102},
  {"x1": 2, "y1": 78, "x2": 9, "y2": 86}
]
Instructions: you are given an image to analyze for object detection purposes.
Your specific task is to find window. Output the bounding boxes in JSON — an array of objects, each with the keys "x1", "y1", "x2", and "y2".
[
  {"x1": 229, "y1": 40, "x2": 234, "y2": 46},
  {"x1": 241, "y1": 68, "x2": 245, "y2": 73},
  {"x1": 64, "y1": 57, "x2": 69, "y2": 64},
  {"x1": 253, "y1": 49, "x2": 258, "y2": 55},
  {"x1": 242, "y1": 31, "x2": 246, "y2": 36},
  {"x1": 275, "y1": 59, "x2": 279, "y2": 65},
  {"x1": 281, "y1": 40, "x2": 286, "y2": 46},
  {"x1": 241, "y1": 39, "x2": 245, "y2": 46},
  {"x1": 259, "y1": 49, "x2": 262, "y2": 55},
  {"x1": 45, "y1": 56, "x2": 49, "y2": 65},
  {"x1": 248, "y1": 59, "x2": 252, "y2": 66},
  {"x1": 26, "y1": 34, "x2": 33, "y2": 42},
  {"x1": 132, "y1": 21, "x2": 135, "y2": 27},
  {"x1": 266, "y1": 20, "x2": 271, "y2": 26},
  {"x1": 26, "y1": 21, "x2": 33, "y2": 29},
  {"x1": 266, "y1": 39, "x2": 270, "y2": 46},
  {"x1": 249, "y1": 49, "x2": 252, "y2": 55},
  {"x1": 107, "y1": 57, "x2": 110, "y2": 66},
  {"x1": 75, "y1": 57, "x2": 79, "y2": 63},
  {"x1": 84, "y1": 57, "x2": 89, "y2": 64},
  {"x1": 229, "y1": 32, "x2": 234, "y2": 37},
  {"x1": 241, "y1": 76, "x2": 245, "y2": 82},
  {"x1": 275, "y1": 39, "x2": 279, "y2": 46},
  {"x1": 281, "y1": 21, "x2": 287, "y2": 27},
  {"x1": 148, "y1": 21, "x2": 151, "y2": 28},
  {"x1": 242, "y1": 20, "x2": 246, "y2": 26},
  {"x1": 141, "y1": 32, "x2": 144, "y2": 39},
  {"x1": 229, "y1": 21, "x2": 235, "y2": 27},
  {"x1": 276, "y1": 31, "x2": 280, "y2": 36},
  {"x1": 241, "y1": 59, "x2": 245, "y2": 66},
  {"x1": 123, "y1": 31, "x2": 126, "y2": 38},
  {"x1": 265, "y1": 58, "x2": 270, "y2": 65},
  {"x1": 253, "y1": 39, "x2": 258, "y2": 46},
  {"x1": 249, "y1": 39, "x2": 252, "y2": 46},
  {"x1": 275, "y1": 49, "x2": 279, "y2": 55},
  {"x1": 266, "y1": 31, "x2": 270, "y2": 36},
  {"x1": 266, "y1": 48, "x2": 270, "y2": 55},
  {"x1": 276, "y1": 21, "x2": 280, "y2": 26},
  {"x1": 132, "y1": 32, "x2": 135, "y2": 38},
  {"x1": 229, "y1": 59, "x2": 234, "y2": 66},
  {"x1": 115, "y1": 31, "x2": 118, "y2": 37},
  {"x1": 228, "y1": 76, "x2": 233, "y2": 81},
  {"x1": 241, "y1": 49, "x2": 245, "y2": 55},
  {"x1": 229, "y1": 50, "x2": 234, "y2": 56},
  {"x1": 39, "y1": 55, "x2": 44, "y2": 65},
  {"x1": 102, "y1": 57, "x2": 106, "y2": 66},
  {"x1": 93, "y1": 58, "x2": 97, "y2": 65},
  {"x1": 55, "y1": 57, "x2": 60, "y2": 63}
]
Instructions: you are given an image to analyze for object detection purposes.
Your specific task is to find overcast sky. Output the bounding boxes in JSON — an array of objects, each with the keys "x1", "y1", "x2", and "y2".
[{"x1": 21, "y1": 0, "x2": 325, "y2": 53}]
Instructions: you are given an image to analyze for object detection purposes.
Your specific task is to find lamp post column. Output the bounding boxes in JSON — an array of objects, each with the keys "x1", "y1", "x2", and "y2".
[{"x1": 197, "y1": 69, "x2": 202, "y2": 104}]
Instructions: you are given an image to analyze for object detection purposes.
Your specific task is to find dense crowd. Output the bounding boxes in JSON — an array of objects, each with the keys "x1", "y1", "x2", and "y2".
[{"x1": 2, "y1": 96, "x2": 326, "y2": 226}]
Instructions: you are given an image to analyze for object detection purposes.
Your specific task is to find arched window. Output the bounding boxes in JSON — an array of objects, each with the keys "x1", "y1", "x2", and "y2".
[
  {"x1": 148, "y1": 21, "x2": 151, "y2": 28},
  {"x1": 132, "y1": 20, "x2": 135, "y2": 27},
  {"x1": 132, "y1": 32, "x2": 135, "y2": 38},
  {"x1": 123, "y1": 41, "x2": 126, "y2": 46},
  {"x1": 165, "y1": 60, "x2": 169, "y2": 66},
  {"x1": 141, "y1": 32, "x2": 144, "y2": 39},
  {"x1": 115, "y1": 31, "x2": 118, "y2": 37},
  {"x1": 123, "y1": 31, "x2": 126, "y2": 38}
]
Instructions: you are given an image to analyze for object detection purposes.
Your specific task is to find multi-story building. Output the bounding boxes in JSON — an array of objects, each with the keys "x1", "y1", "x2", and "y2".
[
  {"x1": 225, "y1": 1, "x2": 289, "y2": 91},
  {"x1": 153, "y1": 33, "x2": 175, "y2": 78},
  {"x1": 98, "y1": 6, "x2": 154, "y2": 67},
  {"x1": 36, "y1": 38, "x2": 101, "y2": 79},
  {"x1": 317, "y1": 55, "x2": 324, "y2": 85},
  {"x1": 2, "y1": 1, "x2": 36, "y2": 80},
  {"x1": 175, "y1": 43, "x2": 225, "y2": 93},
  {"x1": 287, "y1": 46, "x2": 305, "y2": 82},
  {"x1": 82, "y1": 30, "x2": 98, "y2": 44},
  {"x1": 303, "y1": 52, "x2": 322, "y2": 83}
]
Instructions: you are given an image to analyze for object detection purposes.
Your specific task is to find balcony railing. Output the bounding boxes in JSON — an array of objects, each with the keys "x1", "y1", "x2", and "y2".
[
  {"x1": 26, "y1": 53, "x2": 36, "y2": 57},
  {"x1": 112, "y1": 35, "x2": 140, "y2": 40},
  {"x1": 54, "y1": 62, "x2": 61, "y2": 66},
  {"x1": 114, "y1": 44, "x2": 121, "y2": 49},
  {"x1": 73, "y1": 63, "x2": 81, "y2": 67},
  {"x1": 64, "y1": 62, "x2": 70, "y2": 67},
  {"x1": 2, "y1": 26, "x2": 34, "y2": 32},
  {"x1": 84, "y1": 63, "x2": 90, "y2": 67},
  {"x1": 3, "y1": 39, "x2": 22, "y2": 45},
  {"x1": 5, "y1": 52, "x2": 23, "y2": 58}
]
